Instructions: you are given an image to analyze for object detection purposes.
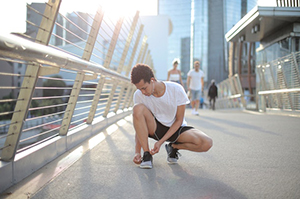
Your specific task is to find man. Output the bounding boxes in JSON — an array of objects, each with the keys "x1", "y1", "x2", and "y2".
[
  {"x1": 131, "y1": 63, "x2": 212, "y2": 169},
  {"x1": 208, "y1": 79, "x2": 218, "y2": 110},
  {"x1": 186, "y1": 61, "x2": 204, "y2": 115}
]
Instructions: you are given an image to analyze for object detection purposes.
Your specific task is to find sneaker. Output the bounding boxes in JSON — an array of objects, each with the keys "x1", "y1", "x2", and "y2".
[
  {"x1": 140, "y1": 151, "x2": 153, "y2": 169},
  {"x1": 192, "y1": 109, "x2": 199, "y2": 115},
  {"x1": 165, "y1": 143, "x2": 181, "y2": 164},
  {"x1": 191, "y1": 109, "x2": 196, "y2": 115}
]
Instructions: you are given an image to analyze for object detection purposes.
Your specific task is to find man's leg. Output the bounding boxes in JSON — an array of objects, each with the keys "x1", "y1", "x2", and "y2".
[
  {"x1": 132, "y1": 104, "x2": 156, "y2": 153},
  {"x1": 195, "y1": 99, "x2": 200, "y2": 111},
  {"x1": 191, "y1": 99, "x2": 195, "y2": 109},
  {"x1": 172, "y1": 128, "x2": 212, "y2": 152},
  {"x1": 212, "y1": 98, "x2": 216, "y2": 110}
]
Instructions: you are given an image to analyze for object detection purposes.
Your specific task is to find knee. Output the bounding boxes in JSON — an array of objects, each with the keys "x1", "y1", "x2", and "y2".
[
  {"x1": 196, "y1": 137, "x2": 212, "y2": 152},
  {"x1": 132, "y1": 104, "x2": 146, "y2": 119},
  {"x1": 202, "y1": 137, "x2": 213, "y2": 152}
]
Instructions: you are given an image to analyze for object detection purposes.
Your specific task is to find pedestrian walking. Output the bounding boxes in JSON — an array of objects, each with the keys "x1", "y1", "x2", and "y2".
[
  {"x1": 208, "y1": 79, "x2": 218, "y2": 110},
  {"x1": 186, "y1": 61, "x2": 205, "y2": 115}
]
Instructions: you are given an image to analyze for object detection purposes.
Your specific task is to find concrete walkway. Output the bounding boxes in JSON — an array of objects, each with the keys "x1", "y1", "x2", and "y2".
[{"x1": 3, "y1": 109, "x2": 300, "y2": 199}]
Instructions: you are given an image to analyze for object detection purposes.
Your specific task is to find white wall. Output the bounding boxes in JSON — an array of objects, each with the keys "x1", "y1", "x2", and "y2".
[{"x1": 140, "y1": 15, "x2": 170, "y2": 81}]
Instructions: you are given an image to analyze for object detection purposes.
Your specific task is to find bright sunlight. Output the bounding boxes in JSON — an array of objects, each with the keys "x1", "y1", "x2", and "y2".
[{"x1": 59, "y1": 0, "x2": 157, "y2": 18}]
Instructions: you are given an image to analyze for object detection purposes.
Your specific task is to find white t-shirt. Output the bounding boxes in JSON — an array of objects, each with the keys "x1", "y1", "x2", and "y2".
[
  {"x1": 133, "y1": 81, "x2": 190, "y2": 127},
  {"x1": 187, "y1": 69, "x2": 204, "y2": 90}
]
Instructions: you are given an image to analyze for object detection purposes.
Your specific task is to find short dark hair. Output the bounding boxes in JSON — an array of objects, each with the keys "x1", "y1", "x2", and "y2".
[{"x1": 131, "y1": 63, "x2": 154, "y2": 84}]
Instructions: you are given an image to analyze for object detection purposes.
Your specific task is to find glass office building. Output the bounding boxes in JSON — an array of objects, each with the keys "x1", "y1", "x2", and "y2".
[
  {"x1": 158, "y1": 0, "x2": 195, "y2": 79},
  {"x1": 158, "y1": 0, "x2": 258, "y2": 83}
]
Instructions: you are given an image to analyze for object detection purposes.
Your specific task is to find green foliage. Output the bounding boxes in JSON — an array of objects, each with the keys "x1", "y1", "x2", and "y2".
[
  {"x1": 0, "y1": 76, "x2": 67, "y2": 120},
  {"x1": 0, "y1": 92, "x2": 15, "y2": 120},
  {"x1": 36, "y1": 75, "x2": 67, "y2": 116},
  {"x1": 43, "y1": 75, "x2": 66, "y2": 97}
]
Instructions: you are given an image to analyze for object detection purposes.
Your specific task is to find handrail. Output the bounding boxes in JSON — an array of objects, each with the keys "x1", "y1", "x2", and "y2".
[
  {"x1": 258, "y1": 88, "x2": 300, "y2": 95},
  {"x1": 0, "y1": 34, "x2": 129, "y2": 82}
]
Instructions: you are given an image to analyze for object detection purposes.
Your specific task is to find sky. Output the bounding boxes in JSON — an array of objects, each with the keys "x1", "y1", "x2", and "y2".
[
  {"x1": 0, "y1": 0, "x2": 158, "y2": 34},
  {"x1": 0, "y1": 0, "x2": 276, "y2": 34}
]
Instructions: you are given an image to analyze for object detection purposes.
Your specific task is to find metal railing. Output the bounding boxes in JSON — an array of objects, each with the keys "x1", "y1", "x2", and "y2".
[
  {"x1": 257, "y1": 51, "x2": 300, "y2": 112},
  {"x1": 0, "y1": 0, "x2": 153, "y2": 163},
  {"x1": 215, "y1": 74, "x2": 248, "y2": 109}
]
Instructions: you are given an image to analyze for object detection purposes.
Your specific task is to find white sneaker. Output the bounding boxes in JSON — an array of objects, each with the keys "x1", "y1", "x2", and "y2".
[
  {"x1": 192, "y1": 109, "x2": 199, "y2": 115},
  {"x1": 192, "y1": 109, "x2": 196, "y2": 115}
]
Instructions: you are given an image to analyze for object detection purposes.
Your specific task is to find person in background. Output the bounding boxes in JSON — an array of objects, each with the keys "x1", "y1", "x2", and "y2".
[
  {"x1": 186, "y1": 61, "x2": 204, "y2": 115},
  {"x1": 208, "y1": 79, "x2": 218, "y2": 110},
  {"x1": 167, "y1": 59, "x2": 184, "y2": 87}
]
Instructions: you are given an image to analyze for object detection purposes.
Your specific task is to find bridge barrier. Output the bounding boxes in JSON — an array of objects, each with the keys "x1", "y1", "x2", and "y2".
[
  {"x1": 0, "y1": 0, "x2": 153, "y2": 192},
  {"x1": 215, "y1": 52, "x2": 300, "y2": 112},
  {"x1": 257, "y1": 51, "x2": 300, "y2": 112},
  {"x1": 215, "y1": 74, "x2": 247, "y2": 109}
]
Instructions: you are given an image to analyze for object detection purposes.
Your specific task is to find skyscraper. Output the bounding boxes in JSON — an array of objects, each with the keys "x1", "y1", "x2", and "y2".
[{"x1": 158, "y1": 0, "x2": 258, "y2": 85}]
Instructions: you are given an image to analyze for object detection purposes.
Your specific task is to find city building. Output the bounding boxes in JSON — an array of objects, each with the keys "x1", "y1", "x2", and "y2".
[
  {"x1": 140, "y1": 15, "x2": 170, "y2": 80},
  {"x1": 158, "y1": 0, "x2": 258, "y2": 85},
  {"x1": 225, "y1": 2, "x2": 300, "y2": 102}
]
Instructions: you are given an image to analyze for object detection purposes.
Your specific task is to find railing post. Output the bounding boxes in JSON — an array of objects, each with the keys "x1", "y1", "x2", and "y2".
[
  {"x1": 277, "y1": 60, "x2": 294, "y2": 110},
  {"x1": 103, "y1": 18, "x2": 124, "y2": 69},
  {"x1": 144, "y1": 50, "x2": 151, "y2": 66},
  {"x1": 267, "y1": 64, "x2": 282, "y2": 108},
  {"x1": 59, "y1": 7, "x2": 104, "y2": 134},
  {"x1": 235, "y1": 74, "x2": 247, "y2": 107},
  {"x1": 86, "y1": 77, "x2": 106, "y2": 124},
  {"x1": 1, "y1": 0, "x2": 61, "y2": 161},
  {"x1": 99, "y1": 17, "x2": 124, "y2": 117},
  {"x1": 140, "y1": 43, "x2": 149, "y2": 63},
  {"x1": 291, "y1": 52, "x2": 300, "y2": 83},
  {"x1": 228, "y1": 76, "x2": 237, "y2": 107},
  {"x1": 122, "y1": 86, "x2": 134, "y2": 109},
  {"x1": 113, "y1": 12, "x2": 140, "y2": 113},
  {"x1": 127, "y1": 87, "x2": 135, "y2": 108},
  {"x1": 136, "y1": 36, "x2": 148, "y2": 63},
  {"x1": 291, "y1": 52, "x2": 300, "y2": 110},
  {"x1": 125, "y1": 24, "x2": 144, "y2": 76},
  {"x1": 120, "y1": 25, "x2": 144, "y2": 109},
  {"x1": 257, "y1": 66, "x2": 267, "y2": 112}
]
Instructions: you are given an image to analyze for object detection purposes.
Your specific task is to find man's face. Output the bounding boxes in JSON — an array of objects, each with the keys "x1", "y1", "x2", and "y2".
[
  {"x1": 194, "y1": 62, "x2": 200, "y2": 71},
  {"x1": 135, "y1": 79, "x2": 153, "y2": 96}
]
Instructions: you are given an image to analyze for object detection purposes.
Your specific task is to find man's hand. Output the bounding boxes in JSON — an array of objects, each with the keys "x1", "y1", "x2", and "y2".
[
  {"x1": 151, "y1": 141, "x2": 163, "y2": 155},
  {"x1": 133, "y1": 153, "x2": 142, "y2": 164}
]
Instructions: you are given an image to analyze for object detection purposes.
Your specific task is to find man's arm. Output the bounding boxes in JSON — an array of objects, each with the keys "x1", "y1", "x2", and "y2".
[
  {"x1": 201, "y1": 77, "x2": 204, "y2": 92},
  {"x1": 178, "y1": 70, "x2": 184, "y2": 86},
  {"x1": 151, "y1": 105, "x2": 185, "y2": 154},
  {"x1": 167, "y1": 70, "x2": 170, "y2": 81},
  {"x1": 187, "y1": 76, "x2": 191, "y2": 90}
]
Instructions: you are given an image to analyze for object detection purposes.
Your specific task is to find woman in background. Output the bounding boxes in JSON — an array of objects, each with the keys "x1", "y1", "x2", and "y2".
[{"x1": 167, "y1": 59, "x2": 184, "y2": 87}]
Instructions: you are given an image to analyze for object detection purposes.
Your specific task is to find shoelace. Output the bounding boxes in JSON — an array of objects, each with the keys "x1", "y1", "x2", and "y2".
[{"x1": 142, "y1": 152, "x2": 152, "y2": 161}]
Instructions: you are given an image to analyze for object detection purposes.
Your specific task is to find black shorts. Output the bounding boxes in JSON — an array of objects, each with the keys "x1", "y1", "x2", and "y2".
[{"x1": 149, "y1": 118, "x2": 194, "y2": 143}]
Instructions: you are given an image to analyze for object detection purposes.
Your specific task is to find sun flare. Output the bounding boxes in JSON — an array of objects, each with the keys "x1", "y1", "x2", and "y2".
[{"x1": 59, "y1": 0, "x2": 156, "y2": 19}]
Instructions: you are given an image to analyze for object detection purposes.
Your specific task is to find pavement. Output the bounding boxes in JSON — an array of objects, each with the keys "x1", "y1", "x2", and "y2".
[{"x1": 2, "y1": 108, "x2": 300, "y2": 199}]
